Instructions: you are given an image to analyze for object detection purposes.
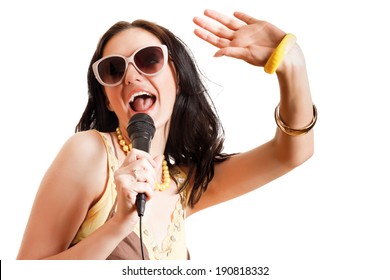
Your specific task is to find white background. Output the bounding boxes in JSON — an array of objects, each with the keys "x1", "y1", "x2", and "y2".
[{"x1": 1, "y1": 0, "x2": 389, "y2": 279}]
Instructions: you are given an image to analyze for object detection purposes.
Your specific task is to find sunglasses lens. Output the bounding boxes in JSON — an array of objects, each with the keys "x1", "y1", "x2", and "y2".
[
  {"x1": 134, "y1": 46, "x2": 165, "y2": 75},
  {"x1": 97, "y1": 56, "x2": 126, "y2": 85}
]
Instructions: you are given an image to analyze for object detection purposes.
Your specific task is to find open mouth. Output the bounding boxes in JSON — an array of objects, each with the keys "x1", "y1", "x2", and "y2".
[{"x1": 129, "y1": 91, "x2": 156, "y2": 112}]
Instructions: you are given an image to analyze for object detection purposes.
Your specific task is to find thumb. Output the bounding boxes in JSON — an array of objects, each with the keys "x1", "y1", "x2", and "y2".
[
  {"x1": 214, "y1": 47, "x2": 247, "y2": 59},
  {"x1": 153, "y1": 155, "x2": 165, "y2": 168}
]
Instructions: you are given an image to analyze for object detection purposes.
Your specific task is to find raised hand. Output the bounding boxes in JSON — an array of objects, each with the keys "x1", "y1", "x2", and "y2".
[{"x1": 193, "y1": 9, "x2": 289, "y2": 68}]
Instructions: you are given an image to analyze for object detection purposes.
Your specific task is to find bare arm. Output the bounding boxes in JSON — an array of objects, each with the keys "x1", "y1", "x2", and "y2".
[
  {"x1": 17, "y1": 131, "x2": 139, "y2": 259},
  {"x1": 189, "y1": 10, "x2": 314, "y2": 214}
]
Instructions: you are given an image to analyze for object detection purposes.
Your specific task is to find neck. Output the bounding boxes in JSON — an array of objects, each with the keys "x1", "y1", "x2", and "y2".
[{"x1": 150, "y1": 124, "x2": 169, "y2": 157}]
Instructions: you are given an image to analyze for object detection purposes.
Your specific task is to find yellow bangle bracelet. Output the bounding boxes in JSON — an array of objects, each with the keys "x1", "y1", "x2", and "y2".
[
  {"x1": 264, "y1": 33, "x2": 297, "y2": 74},
  {"x1": 275, "y1": 104, "x2": 317, "y2": 136}
]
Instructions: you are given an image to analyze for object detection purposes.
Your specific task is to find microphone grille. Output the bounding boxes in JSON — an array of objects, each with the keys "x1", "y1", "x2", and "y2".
[{"x1": 127, "y1": 113, "x2": 156, "y2": 138}]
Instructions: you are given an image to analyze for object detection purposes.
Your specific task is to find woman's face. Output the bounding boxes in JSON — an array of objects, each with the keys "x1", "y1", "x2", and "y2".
[{"x1": 102, "y1": 27, "x2": 177, "y2": 138}]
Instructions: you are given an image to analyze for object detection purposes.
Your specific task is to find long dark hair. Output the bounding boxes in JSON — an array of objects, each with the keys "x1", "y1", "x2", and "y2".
[{"x1": 76, "y1": 20, "x2": 230, "y2": 207}]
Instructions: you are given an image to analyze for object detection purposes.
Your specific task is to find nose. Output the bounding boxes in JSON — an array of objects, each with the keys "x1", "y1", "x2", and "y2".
[{"x1": 124, "y1": 62, "x2": 143, "y2": 85}]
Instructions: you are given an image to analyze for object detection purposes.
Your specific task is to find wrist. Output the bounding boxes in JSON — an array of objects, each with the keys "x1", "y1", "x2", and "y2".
[
  {"x1": 264, "y1": 33, "x2": 297, "y2": 74},
  {"x1": 276, "y1": 44, "x2": 306, "y2": 76},
  {"x1": 109, "y1": 212, "x2": 138, "y2": 238}
]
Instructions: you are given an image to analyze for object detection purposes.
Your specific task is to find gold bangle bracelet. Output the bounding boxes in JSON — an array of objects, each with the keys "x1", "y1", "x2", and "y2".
[
  {"x1": 264, "y1": 33, "x2": 297, "y2": 74},
  {"x1": 275, "y1": 104, "x2": 317, "y2": 136}
]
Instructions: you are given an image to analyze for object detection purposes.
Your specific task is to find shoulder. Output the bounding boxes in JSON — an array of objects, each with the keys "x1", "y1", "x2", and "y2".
[
  {"x1": 59, "y1": 130, "x2": 113, "y2": 167},
  {"x1": 62, "y1": 130, "x2": 106, "y2": 155},
  {"x1": 48, "y1": 130, "x2": 111, "y2": 200}
]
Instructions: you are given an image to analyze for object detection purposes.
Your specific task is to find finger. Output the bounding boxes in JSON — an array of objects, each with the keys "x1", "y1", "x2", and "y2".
[
  {"x1": 204, "y1": 9, "x2": 246, "y2": 31},
  {"x1": 123, "y1": 148, "x2": 157, "y2": 168},
  {"x1": 214, "y1": 47, "x2": 241, "y2": 58},
  {"x1": 119, "y1": 182, "x2": 154, "y2": 204},
  {"x1": 214, "y1": 47, "x2": 251, "y2": 60},
  {"x1": 193, "y1": 16, "x2": 235, "y2": 41},
  {"x1": 131, "y1": 168, "x2": 156, "y2": 186},
  {"x1": 193, "y1": 28, "x2": 231, "y2": 49},
  {"x1": 131, "y1": 182, "x2": 155, "y2": 200},
  {"x1": 115, "y1": 165, "x2": 154, "y2": 197},
  {"x1": 153, "y1": 155, "x2": 165, "y2": 166},
  {"x1": 131, "y1": 168, "x2": 144, "y2": 182},
  {"x1": 233, "y1": 11, "x2": 260, "y2": 25}
]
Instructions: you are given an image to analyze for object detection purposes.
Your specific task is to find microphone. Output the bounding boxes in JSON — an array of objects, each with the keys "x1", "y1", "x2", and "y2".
[{"x1": 127, "y1": 113, "x2": 156, "y2": 217}]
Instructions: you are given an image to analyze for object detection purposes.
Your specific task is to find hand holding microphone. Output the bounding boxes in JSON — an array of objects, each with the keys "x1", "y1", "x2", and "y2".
[
  {"x1": 127, "y1": 113, "x2": 156, "y2": 217},
  {"x1": 113, "y1": 113, "x2": 160, "y2": 224}
]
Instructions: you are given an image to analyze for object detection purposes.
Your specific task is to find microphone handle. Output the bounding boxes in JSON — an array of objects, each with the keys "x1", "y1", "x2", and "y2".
[
  {"x1": 136, "y1": 193, "x2": 146, "y2": 217},
  {"x1": 131, "y1": 134, "x2": 151, "y2": 153},
  {"x1": 132, "y1": 134, "x2": 151, "y2": 217}
]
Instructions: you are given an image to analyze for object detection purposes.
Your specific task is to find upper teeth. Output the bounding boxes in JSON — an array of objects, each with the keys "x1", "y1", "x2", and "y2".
[{"x1": 129, "y1": 91, "x2": 152, "y2": 103}]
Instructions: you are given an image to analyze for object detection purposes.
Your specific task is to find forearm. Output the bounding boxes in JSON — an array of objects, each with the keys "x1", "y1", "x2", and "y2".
[
  {"x1": 277, "y1": 44, "x2": 313, "y2": 123},
  {"x1": 43, "y1": 216, "x2": 135, "y2": 260},
  {"x1": 273, "y1": 44, "x2": 315, "y2": 166}
]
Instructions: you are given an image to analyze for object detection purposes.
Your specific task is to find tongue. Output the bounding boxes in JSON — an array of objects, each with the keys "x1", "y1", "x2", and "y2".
[{"x1": 132, "y1": 96, "x2": 154, "y2": 112}]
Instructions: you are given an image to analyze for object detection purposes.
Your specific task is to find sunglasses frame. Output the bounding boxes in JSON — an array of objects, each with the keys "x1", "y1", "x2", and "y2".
[{"x1": 92, "y1": 44, "x2": 168, "y2": 87}]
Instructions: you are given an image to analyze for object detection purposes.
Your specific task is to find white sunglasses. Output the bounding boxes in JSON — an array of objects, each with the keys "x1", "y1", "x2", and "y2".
[{"x1": 92, "y1": 44, "x2": 168, "y2": 87}]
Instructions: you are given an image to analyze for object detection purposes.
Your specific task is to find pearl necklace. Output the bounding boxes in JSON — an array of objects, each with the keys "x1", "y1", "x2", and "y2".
[{"x1": 115, "y1": 127, "x2": 170, "y2": 192}]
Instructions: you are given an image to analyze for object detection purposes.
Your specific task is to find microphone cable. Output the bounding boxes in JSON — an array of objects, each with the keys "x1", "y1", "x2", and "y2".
[
  {"x1": 136, "y1": 192, "x2": 147, "y2": 260},
  {"x1": 139, "y1": 217, "x2": 145, "y2": 260}
]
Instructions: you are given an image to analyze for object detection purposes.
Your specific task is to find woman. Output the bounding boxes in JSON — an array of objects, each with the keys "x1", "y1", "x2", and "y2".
[{"x1": 17, "y1": 9, "x2": 315, "y2": 260}]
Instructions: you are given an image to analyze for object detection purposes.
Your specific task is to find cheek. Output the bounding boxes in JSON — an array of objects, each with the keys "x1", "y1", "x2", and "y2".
[
  {"x1": 159, "y1": 65, "x2": 178, "y2": 106},
  {"x1": 167, "y1": 61, "x2": 179, "y2": 95},
  {"x1": 104, "y1": 88, "x2": 122, "y2": 105},
  {"x1": 163, "y1": 81, "x2": 178, "y2": 108}
]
